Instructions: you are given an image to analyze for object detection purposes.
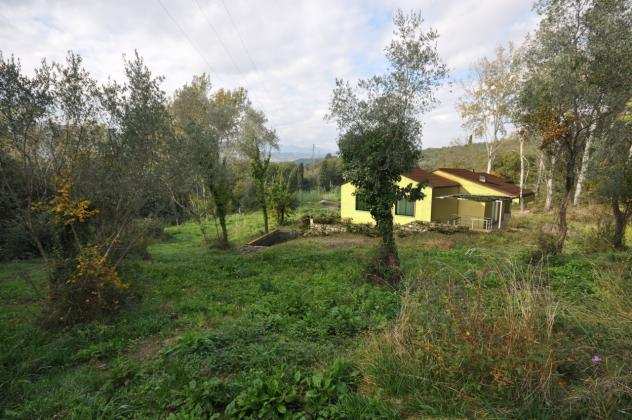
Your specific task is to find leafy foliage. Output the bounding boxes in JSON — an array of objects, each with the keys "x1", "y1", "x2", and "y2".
[
  {"x1": 238, "y1": 107, "x2": 279, "y2": 233},
  {"x1": 458, "y1": 43, "x2": 518, "y2": 172},
  {"x1": 328, "y1": 10, "x2": 446, "y2": 283}
]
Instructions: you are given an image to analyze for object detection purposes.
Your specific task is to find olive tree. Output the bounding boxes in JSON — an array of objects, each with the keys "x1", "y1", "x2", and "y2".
[
  {"x1": 171, "y1": 77, "x2": 248, "y2": 247},
  {"x1": 0, "y1": 50, "x2": 171, "y2": 324},
  {"x1": 594, "y1": 100, "x2": 632, "y2": 249},
  {"x1": 327, "y1": 10, "x2": 446, "y2": 284},
  {"x1": 517, "y1": 0, "x2": 632, "y2": 252},
  {"x1": 0, "y1": 53, "x2": 54, "y2": 262},
  {"x1": 238, "y1": 107, "x2": 278, "y2": 233}
]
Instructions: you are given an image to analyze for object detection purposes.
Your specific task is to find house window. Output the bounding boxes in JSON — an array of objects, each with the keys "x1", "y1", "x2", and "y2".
[
  {"x1": 395, "y1": 198, "x2": 415, "y2": 216},
  {"x1": 355, "y1": 193, "x2": 370, "y2": 211}
]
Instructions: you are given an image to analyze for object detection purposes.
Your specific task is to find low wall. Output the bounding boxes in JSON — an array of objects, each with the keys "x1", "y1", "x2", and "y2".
[
  {"x1": 305, "y1": 218, "x2": 468, "y2": 237},
  {"x1": 247, "y1": 229, "x2": 300, "y2": 246}
]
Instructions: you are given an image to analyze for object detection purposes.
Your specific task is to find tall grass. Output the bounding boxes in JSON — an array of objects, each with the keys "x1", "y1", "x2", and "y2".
[{"x1": 357, "y1": 256, "x2": 632, "y2": 417}]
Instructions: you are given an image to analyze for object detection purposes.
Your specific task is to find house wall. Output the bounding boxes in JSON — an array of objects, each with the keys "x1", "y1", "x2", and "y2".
[
  {"x1": 431, "y1": 186, "x2": 459, "y2": 222},
  {"x1": 433, "y1": 170, "x2": 514, "y2": 229},
  {"x1": 458, "y1": 199, "x2": 487, "y2": 228},
  {"x1": 340, "y1": 176, "x2": 433, "y2": 225}
]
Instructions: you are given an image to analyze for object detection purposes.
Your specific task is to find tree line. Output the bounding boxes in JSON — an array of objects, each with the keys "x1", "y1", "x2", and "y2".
[
  {"x1": 457, "y1": 0, "x2": 632, "y2": 250},
  {"x1": 0, "y1": 51, "x2": 316, "y2": 323}
]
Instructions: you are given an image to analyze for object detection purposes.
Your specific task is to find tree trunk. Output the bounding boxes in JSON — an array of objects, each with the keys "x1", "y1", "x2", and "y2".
[
  {"x1": 216, "y1": 202, "x2": 229, "y2": 248},
  {"x1": 261, "y1": 200, "x2": 269, "y2": 233},
  {"x1": 556, "y1": 188, "x2": 573, "y2": 252},
  {"x1": 253, "y1": 177, "x2": 269, "y2": 233},
  {"x1": 23, "y1": 208, "x2": 50, "y2": 266},
  {"x1": 519, "y1": 137, "x2": 525, "y2": 212},
  {"x1": 535, "y1": 152, "x2": 545, "y2": 197},
  {"x1": 556, "y1": 145, "x2": 579, "y2": 252},
  {"x1": 377, "y1": 214, "x2": 397, "y2": 258},
  {"x1": 611, "y1": 197, "x2": 626, "y2": 250},
  {"x1": 373, "y1": 210, "x2": 401, "y2": 285},
  {"x1": 545, "y1": 154, "x2": 556, "y2": 212},
  {"x1": 278, "y1": 209, "x2": 285, "y2": 226},
  {"x1": 486, "y1": 144, "x2": 493, "y2": 173},
  {"x1": 573, "y1": 132, "x2": 594, "y2": 206}
]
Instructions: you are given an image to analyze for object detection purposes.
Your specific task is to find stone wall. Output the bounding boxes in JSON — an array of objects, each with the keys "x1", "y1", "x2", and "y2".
[
  {"x1": 395, "y1": 220, "x2": 469, "y2": 236},
  {"x1": 304, "y1": 217, "x2": 468, "y2": 237}
]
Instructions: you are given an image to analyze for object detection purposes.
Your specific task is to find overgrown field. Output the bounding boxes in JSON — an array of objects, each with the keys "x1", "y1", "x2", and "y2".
[{"x1": 1, "y1": 204, "x2": 631, "y2": 418}]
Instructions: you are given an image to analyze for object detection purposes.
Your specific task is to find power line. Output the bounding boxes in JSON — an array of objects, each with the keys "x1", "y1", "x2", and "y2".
[
  {"x1": 159, "y1": 0, "x2": 281, "y2": 132},
  {"x1": 156, "y1": 0, "x2": 216, "y2": 77},
  {"x1": 217, "y1": 0, "x2": 273, "y2": 99},
  {"x1": 192, "y1": 0, "x2": 243, "y2": 75}
]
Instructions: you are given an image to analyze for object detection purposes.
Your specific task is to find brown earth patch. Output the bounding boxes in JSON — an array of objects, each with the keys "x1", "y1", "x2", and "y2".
[
  {"x1": 422, "y1": 237, "x2": 455, "y2": 251},
  {"x1": 310, "y1": 234, "x2": 375, "y2": 248}
]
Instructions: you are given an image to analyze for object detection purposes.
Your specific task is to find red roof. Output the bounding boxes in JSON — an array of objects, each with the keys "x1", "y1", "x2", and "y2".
[
  {"x1": 403, "y1": 167, "x2": 460, "y2": 188},
  {"x1": 435, "y1": 168, "x2": 534, "y2": 198}
]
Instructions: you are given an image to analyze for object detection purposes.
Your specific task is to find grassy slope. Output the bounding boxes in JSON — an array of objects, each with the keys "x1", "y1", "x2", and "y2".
[{"x1": 1, "y1": 201, "x2": 631, "y2": 417}]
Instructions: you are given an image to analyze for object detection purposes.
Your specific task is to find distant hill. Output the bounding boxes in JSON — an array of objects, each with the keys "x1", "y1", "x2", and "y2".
[
  {"x1": 274, "y1": 138, "x2": 539, "y2": 185},
  {"x1": 271, "y1": 144, "x2": 336, "y2": 163},
  {"x1": 420, "y1": 138, "x2": 526, "y2": 172}
]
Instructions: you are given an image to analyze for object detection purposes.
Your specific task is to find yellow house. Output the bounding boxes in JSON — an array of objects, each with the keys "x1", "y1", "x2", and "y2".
[{"x1": 340, "y1": 167, "x2": 534, "y2": 230}]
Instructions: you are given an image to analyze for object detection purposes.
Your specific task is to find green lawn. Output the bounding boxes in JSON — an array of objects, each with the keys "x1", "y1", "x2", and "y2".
[{"x1": 1, "y1": 207, "x2": 631, "y2": 418}]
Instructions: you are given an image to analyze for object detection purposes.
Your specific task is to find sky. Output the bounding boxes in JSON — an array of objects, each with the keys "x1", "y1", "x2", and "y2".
[{"x1": 0, "y1": 0, "x2": 539, "y2": 155}]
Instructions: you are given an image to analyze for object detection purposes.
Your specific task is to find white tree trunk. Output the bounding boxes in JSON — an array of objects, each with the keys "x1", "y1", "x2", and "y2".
[
  {"x1": 545, "y1": 154, "x2": 556, "y2": 212},
  {"x1": 535, "y1": 152, "x2": 545, "y2": 196},
  {"x1": 573, "y1": 132, "x2": 594, "y2": 206},
  {"x1": 519, "y1": 137, "x2": 525, "y2": 212},
  {"x1": 486, "y1": 140, "x2": 494, "y2": 173}
]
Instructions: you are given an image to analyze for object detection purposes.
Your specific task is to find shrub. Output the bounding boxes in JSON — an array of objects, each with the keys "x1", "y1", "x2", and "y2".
[
  {"x1": 47, "y1": 246, "x2": 129, "y2": 326},
  {"x1": 528, "y1": 229, "x2": 559, "y2": 263},
  {"x1": 312, "y1": 210, "x2": 340, "y2": 225},
  {"x1": 296, "y1": 210, "x2": 341, "y2": 230},
  {"x1": 43, "y1": 180, "x2": 132, "y2": 326},
  {"x1": 0, "y1": 213, "x2": 54, "y2": 261},
  {"x1": 359, "y1": 267, "x2": 561, "y2": 417},
  {"x1": 580, "y1": 215, "x2": 615, "y2": 253},
  {"x1": 118, "y1": 218, "x2": 169, "y2": 260}
]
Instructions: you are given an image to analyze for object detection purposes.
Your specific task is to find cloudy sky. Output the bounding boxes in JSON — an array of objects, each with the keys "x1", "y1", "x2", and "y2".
[{"x1": 0, "y1": 0, "x2": 539, "y2": 154}]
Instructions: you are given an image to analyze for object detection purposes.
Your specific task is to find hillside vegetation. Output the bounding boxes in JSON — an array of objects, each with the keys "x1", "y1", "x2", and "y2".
[{"x1": 420, "y1": 137, "x2": 538, "y2": 177}]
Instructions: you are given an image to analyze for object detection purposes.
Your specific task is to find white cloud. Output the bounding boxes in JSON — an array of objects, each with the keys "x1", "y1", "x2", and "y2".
[{"x1": 0, "y1": 0, "x2": 539, "y2": 153}]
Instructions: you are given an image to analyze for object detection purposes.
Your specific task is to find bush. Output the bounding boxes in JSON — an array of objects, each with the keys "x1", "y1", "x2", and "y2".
[
  {"x1": 296, "y1": 210, "x2": 340, "y2": 230},
  {"x1": 119, "y1": 218, "x2": 169, "y2": 260},
  {"x1": 341, "y1": 219, "x2": 378, "y2": 236},
  {"x1": 359, "y1": 268, "x2": 561, "y2": 417},
  {"x1": 46, "y1": 246, "x2": 129, "y2": 326},
  {"x1": 528, "y1": 229, "x2": 559, "y2": 263},
  {"x1": 580, "y1": 215, "x2": 615, "y2": 253},
  {"x1": 0, "y1": 213, "x2": 54, "y2": 261}
]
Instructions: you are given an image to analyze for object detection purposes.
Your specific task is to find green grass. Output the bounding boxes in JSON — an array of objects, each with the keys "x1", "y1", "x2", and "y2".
[
  {"x1": 0, "y1": 208, "x2": 397, "y2": 418},
  {"x1": 1, "y1": 205, "x2": 631, "y2": 418},
  {"x1": 296, "y1": 187, "x2": 340, "y2": 206}
]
